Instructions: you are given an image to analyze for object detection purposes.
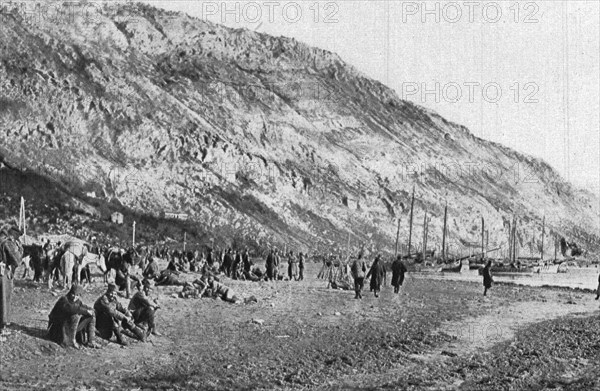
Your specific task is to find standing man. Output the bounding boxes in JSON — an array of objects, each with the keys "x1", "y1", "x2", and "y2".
[
  {"x1": 366, "y1": 254, "x2": 386, "y2": 298},
  {"x1": 298, "y1": 252, "x2": 305, "y2": 281},
  {"x1": 222, "y1": 249, "x2": 233, "y2": 277},
  {"x1": 242, "y1": 248, "x2": 251, "y2": 276},
  {"x1": 482, "y1": 260, "x2": 493, "y2": 296},
  {"x1": 231, "y1": 250, "x2": 242, "y2": 280},
  {"x1": 47, "y1": 284, "x2": 100, "y2": 349},
  {"x1": 595, "y1": 272, "x2": 599, "y2": 300},
  {"x1": 273, "y1": 248, "x2": 281, "y2": 280},
  {"x1": 391, "y1": 255, "x2": 408, "y2": 294},
  {"x1": 350, "y1": 254, "x2": 367, "y2": 299},
  {"x1": 266, "y1": 249, "x2": 276, "y2": 281},
  {"x1": 0, "y1": 227, "x2": 22, "y2": 329}
]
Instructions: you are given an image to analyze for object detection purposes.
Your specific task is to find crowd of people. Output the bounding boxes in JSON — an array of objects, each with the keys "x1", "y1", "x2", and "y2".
[{"x1": 6, "y1": 225, "x2": 598, "y2": 352}]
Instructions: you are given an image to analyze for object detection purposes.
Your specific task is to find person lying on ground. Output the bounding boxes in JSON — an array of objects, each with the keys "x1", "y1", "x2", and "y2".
[
  {"x1": 129, "y1": 279, "x2": 161, "y2": 337},
  {"x1": 47, "y1": 284, "x2": 101, "y2": 349},
  {"x1": 196, "y1": 276, "x2": 241, "y2": 303},
  {"x1": 155, "y1": 269, "x2": 186, "y2": 286},
  {"x1": 94, "y1": 283, "x2": 146, "y2": 346}
]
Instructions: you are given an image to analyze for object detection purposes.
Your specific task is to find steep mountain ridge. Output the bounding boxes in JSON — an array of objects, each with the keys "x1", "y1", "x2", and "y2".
[{"x1": 0, "y1": 2, "x2": 598, "y2": 257}]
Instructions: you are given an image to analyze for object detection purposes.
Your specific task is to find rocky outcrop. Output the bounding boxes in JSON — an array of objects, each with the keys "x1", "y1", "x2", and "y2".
[{"x1": 0, "y1": 2, "x2": 598, "y2": 256}]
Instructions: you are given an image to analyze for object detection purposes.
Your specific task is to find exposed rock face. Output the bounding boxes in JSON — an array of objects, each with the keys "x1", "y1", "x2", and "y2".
[{"x1": 0, "y1": 2, "x2": 598, "y2": 255}]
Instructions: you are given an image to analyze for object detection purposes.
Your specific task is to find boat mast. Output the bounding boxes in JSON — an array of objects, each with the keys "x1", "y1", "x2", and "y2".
[
  {"x1": 541, "y1": 215, "x2": 545, "y2": 261},
  {"x1": 407, "y1": 185, "x2": 415, "y2": 258}
]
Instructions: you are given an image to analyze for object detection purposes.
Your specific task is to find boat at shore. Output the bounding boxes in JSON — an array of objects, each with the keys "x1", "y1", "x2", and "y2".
[{"x1": 439, "y1": 260, "x2": 469, "y2": 273}]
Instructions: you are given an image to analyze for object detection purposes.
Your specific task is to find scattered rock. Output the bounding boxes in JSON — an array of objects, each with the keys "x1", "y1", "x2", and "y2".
[{"x1": 252, "y1": 318, "x2": 265, "y2": 326}]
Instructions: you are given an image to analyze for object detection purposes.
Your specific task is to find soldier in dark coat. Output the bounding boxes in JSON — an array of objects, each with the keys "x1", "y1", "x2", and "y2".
[
  {"x1": 242, "y1": 248, "x2": 251, "y2": 274},
  {"x1": 231, "y1": 250, "x2": 242, "y2": 280},
  {"x1": 222, "y1": 249, "x2": 233, "y2": 277},
  {"x1": 129, "y1": 279, "x2": 161, "y2": 337},
  {"x1": 47, "y1": 284, "x2": 100, "y2": 349},
  {"x1": 298, "y1": 252, "x2": 305, "y2": 281},
  {"x1": 482, "y1": 260, "x2": 493, "y2": 296},
  {"x1": 265, "y1": 249, "x2": 276, "y2": 281},
  {"x1": 391, "y1": 256, "x2": 408, "y2": 294},
  {"x1": 94, "y1": 284, "x2": 145, "y2": 346},
  {"x1": 366, "y1": 254, "x2": 386, "y2": 298},
  {"x1": 595, "y1": 273, "x2": 599, "y2": 300}
]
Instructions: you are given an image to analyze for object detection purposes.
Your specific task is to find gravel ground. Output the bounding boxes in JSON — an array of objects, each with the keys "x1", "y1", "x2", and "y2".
[{"x1": 1, "y1": 263, "x2": 598, "y2": 390}]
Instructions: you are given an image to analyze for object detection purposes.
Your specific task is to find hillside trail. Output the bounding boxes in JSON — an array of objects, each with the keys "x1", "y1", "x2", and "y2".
[{"x1": 327, "y1": 291, "x2": 600, "y2": 390}]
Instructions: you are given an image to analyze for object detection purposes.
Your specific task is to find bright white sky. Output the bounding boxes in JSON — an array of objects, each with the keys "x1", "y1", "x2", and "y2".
[{"x1": 143, "y1": 0, "x2": 600, "y2": 195}]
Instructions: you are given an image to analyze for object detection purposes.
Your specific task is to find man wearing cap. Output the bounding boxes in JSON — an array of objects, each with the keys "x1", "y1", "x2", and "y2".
[
  {"x1": 129, "y1": 279, "x2": 161, "y2": 337},
  {"x1": 47, "y1": 284, "x2": 100, "y2": 349},
  {"x1": 94, "y1": 283, "x2": 145, "y2": 345}
]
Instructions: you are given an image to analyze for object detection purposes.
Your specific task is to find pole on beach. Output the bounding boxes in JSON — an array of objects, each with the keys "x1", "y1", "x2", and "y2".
[
  {"x1": 19, "y1": 196, "x2": 26, "y2": 237},
  {"x1": 422, "y1": 209, "x2": 428, "y2": 262},
  {"x1": 441, "y1": 203, "x2": 448, "y2": 262},
  {"x1": 481, "y1": 216, "x2": 485, "y2": 261},
  {"x1": 407, "y1": 185, "x2": 415, "y2": 258},
  {"x1": 183, "y1": 231, "x2": 187, "y2": 252},
  {"x1": 394, "y1": 217, "x2": 401, "y2": 257},
  {"x1": 512, "y1": 215, "x2": 518, "y2": 263},
  {"x1": 132, "y1": 221, "x2": 136, "y2": 248},
  {"x1": 541, "y1": 215, "x2": 545, "y2": 261},
  {"x1": 346, "y1": 231, "x2": 351, "y2": 261}
]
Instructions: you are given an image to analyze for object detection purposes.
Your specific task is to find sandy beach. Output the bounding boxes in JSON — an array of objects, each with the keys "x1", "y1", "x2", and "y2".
[{"x1": 1, "y1": 262, "x2": 599, "y2": 391}]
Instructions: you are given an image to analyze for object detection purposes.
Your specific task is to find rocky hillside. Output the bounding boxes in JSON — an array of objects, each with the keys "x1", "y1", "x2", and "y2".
[{"x1": 0, "y1": 1, "x2": 598, "y2": 258}]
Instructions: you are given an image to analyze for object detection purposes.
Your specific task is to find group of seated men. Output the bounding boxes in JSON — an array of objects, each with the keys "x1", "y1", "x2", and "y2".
[{"x1": 47, "y1": 279, "x2": 160, "y2": 349}]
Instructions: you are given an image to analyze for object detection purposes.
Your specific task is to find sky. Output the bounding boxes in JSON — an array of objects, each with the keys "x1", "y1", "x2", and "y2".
[{"x1": 143, "y1": 0, "x2": 600, "y2": 196}]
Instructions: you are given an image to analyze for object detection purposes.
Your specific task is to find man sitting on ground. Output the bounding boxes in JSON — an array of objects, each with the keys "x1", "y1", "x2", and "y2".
[
  {"x1": 129, "y1": 279, "x2": 161, "y2": 337},
  {"x1": 143, "y1": 257, "x2": 161, "y2": 280},
  {"x1": 94, "y1": 283, "x2": 145, "y2": 346},
  {"x1": 47, "y1": 284, "x2": 100, "y2": 349}
]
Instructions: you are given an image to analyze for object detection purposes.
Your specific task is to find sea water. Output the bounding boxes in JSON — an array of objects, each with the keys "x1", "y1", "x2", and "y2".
[{"x1": 417, "y1": 266, "x2": 600, "y2": 290}]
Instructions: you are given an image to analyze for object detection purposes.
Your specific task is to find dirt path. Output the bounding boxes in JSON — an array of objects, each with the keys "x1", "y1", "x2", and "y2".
[{"x1": 326, "y1": 291, "x2": 599, "y2": 391}]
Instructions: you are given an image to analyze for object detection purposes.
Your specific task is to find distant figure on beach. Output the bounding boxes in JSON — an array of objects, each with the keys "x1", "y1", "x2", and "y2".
[
  {"x1": 595, "y1": 273, "x2": 599, "y2": 300},
  {"x1": 482, "y1": 260, "x2": 493, "y2": 296},
  {"x1": 391, "y1": 256, "x2": 408, "y2": 294},
  {"x1": 350, "y1": 254, "x2": 367, "y2": 299},
  {"x1": 366, "y1": 254, "x2": 386, "y2": 298}
]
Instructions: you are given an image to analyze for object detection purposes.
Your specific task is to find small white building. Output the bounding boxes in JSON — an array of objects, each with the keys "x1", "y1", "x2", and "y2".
[
  {"x1": 163, "y1": 212, "x2": 189, "y2": 221},
  {"x1": 111, "y1": 212, "x2": 124, "y2": 225}
]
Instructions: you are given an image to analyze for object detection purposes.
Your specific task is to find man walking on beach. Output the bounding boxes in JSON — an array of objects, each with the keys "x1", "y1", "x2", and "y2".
[
  {"x1": 482, "y1": 260, "x2": 493, "y2": 296},
  {"x1": 366, "y1": 254, "x2": 386, "y2": 298},
  {"x1": 351, "y1": 254, "x2": 366, "y2": 299},
  {"x1": 391, "y1": 255, "x2": 408, "y2": 294}
]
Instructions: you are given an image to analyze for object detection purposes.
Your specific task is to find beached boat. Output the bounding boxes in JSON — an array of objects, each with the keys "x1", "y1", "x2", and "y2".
[
  {"x1": 440, "y1": 260, "x2": 469, "y2": 273},
  {"x1": 486, "y1": 265, "x2": 536, "y2": 274}
]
